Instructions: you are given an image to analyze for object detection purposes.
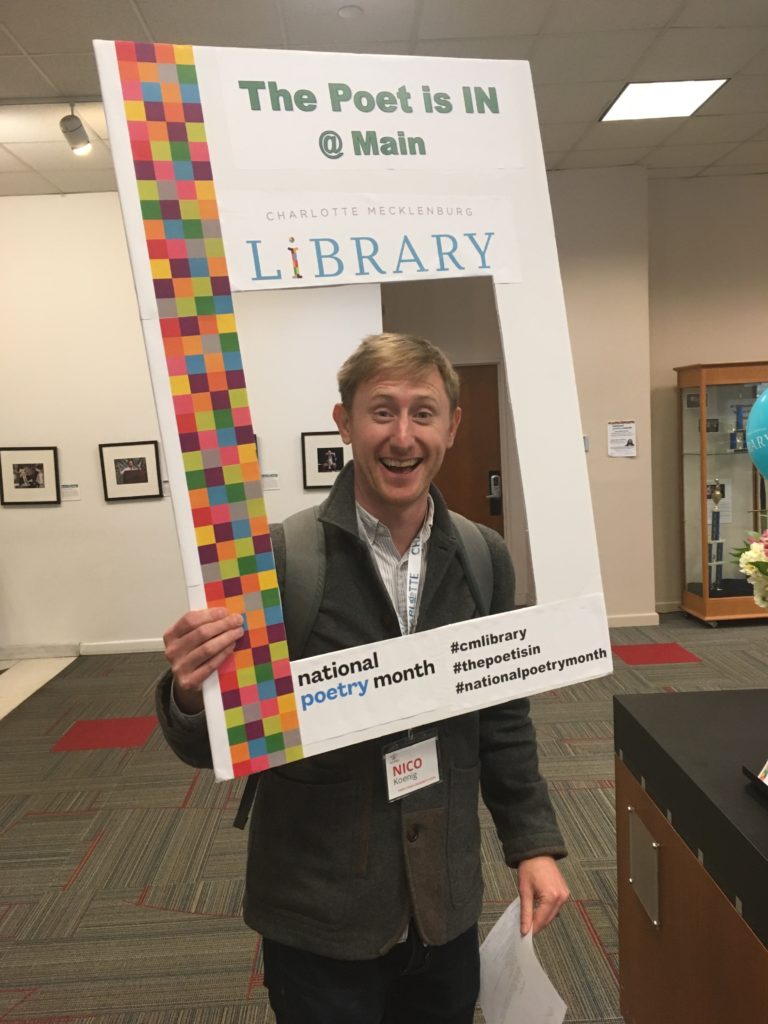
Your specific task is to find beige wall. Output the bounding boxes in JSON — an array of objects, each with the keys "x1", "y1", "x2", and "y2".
[
  {"x1": 649, "y1": 175, "x2": 768, "y2": 610},
  {"x1": 549, "y1": 167, "x2": 657, "y2": 626}
]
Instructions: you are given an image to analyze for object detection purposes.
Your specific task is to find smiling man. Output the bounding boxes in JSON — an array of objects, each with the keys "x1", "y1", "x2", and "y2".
[{"x1": 157, "y1": 332, "x2": 568, "y2": 1024}]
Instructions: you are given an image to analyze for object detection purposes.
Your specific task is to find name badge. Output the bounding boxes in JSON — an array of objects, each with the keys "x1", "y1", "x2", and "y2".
[{"x1": 383, "y1": 735, "x2": 440, "y2": 801}]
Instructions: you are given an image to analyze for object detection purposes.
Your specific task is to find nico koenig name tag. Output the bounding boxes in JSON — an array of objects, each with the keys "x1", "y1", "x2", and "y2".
[{"x1": 383, "y1": 735, "x2": 440, "y2": 801}]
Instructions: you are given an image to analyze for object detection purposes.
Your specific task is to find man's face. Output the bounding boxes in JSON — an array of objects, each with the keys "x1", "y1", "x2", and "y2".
[{"x1": 333, "y1": 366, "x2": 461, "y2": 523}]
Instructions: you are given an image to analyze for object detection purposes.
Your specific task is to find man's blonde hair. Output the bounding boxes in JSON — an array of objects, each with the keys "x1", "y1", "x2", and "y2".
[{"x1": 337, "y1": 333, "x2": 460, "y2": 411}]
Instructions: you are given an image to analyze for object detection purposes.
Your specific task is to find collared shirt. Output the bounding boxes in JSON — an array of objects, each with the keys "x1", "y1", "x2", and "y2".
[{"x1": 355, "y1": 495, "x2": 434, "y2": 635}]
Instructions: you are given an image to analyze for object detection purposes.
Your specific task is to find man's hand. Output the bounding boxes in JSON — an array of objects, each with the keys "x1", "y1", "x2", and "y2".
[
  {"x1": 517, "y1": 856, "x2": 570, "y2": 936},
  {"x1": 163, "y1": 608, "x2": 244, "y2": 714}
]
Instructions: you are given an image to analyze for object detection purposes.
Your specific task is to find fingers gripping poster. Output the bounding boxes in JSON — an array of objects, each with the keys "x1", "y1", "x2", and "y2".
[{"x1": 95, "y1": 41, "x2": 612, "y2": 780}]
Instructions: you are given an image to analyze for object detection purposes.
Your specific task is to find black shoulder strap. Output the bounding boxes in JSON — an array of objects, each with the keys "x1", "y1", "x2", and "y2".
[
  {"x1": 234, "y1": 505, "x2": 324, "y2": 831},
  {"x1": 281, "y1": 505, "x2": 326, "y2": 660},
  {"x1": 449, "y1": 511, "x2": 493, "y2": 616}
]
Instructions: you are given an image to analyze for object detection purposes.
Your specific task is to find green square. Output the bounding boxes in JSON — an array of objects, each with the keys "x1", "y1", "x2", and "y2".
[
  {"x1": 170, "y1": 140, "x2": 191, "y2": 161},
  {"x1": 220, "y1": 332, "x2": 239, "y2": 351},
  {"x1": 185, "y1": 469, "x2": 206, "y2": 490},
  {"x1": 255, "y1": 662, "x2": 274, "y2": 683},
  {"x1": 226, "y1": 482, "x2": 247, "y2": 503},
  {"x1": 238, "y1": 555, "x2": 258, "y2": 575},
  {"x1": 205, "y1": 238, "x2": 226, "y2": 258},
  {"x1": 265, "y1": 733, "x2": 285, "y2": 753},
  {"x1": 138, "y1": 180, "x2": 159, "y2": 200},
  {"x1": 195, "y1": 296, "x2": 216, "y2": 315},
  {"x1": 219, "y1": 558, "x2": 239, "y2": 579},
  {"x1": 262, "y1": 587, "x2": 281, "y2": 608},
  {"x1": 227, "y1": 724, "x2": 247, "y2": 745},
  {"x1": 177, "y1": 64, "x2": 198, "y2": 84},
  {"x1": 140, "y1": 199, "x2": 162, "y2": 220},
  {"x1": 183, "y1": 219, "x2": 204, "y2": 239},
  {"x1": 175, "y1": 296, "x2": 197, "y2": 316},
  {"x1": 213, "y1": 408, "x2": 234, "y2": 428},
  {"x1": 192, "y1": 278, "x2": 213, "y2": 297},
  {"x1": 195, "y1": 410, "x2": 216, "y2": 430}
]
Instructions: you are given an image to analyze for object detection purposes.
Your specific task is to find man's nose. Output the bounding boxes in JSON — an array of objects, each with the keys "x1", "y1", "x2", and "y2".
[{"x1": 391, "y1": 412, "x2": 414, "y2": 447}]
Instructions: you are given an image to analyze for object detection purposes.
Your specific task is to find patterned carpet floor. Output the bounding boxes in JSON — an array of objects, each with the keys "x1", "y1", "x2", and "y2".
[{"x1": 1, "y1": 613, "x2": 767, "y2": 1023}]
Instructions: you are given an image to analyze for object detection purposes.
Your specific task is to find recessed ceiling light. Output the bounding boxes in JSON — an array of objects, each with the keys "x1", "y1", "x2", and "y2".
[
  {"x1": 338, "y1": 5, "x2": 363, "y2": 18},
  {"x1": 601, "y1": 80, "x2": 728, "y2": 121}
]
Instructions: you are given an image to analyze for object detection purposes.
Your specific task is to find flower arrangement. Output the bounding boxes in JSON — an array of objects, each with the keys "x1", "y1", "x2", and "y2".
[{"x1": 733, "y1": 529, "x2": 768, "y2": 608}]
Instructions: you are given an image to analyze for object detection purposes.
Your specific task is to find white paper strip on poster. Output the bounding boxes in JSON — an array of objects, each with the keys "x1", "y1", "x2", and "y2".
[{"x1": 204, "y1": 593, "x2": 611, "y2": 779}]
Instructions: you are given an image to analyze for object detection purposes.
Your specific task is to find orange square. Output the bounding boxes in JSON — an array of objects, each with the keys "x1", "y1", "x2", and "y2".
[
  {"x1": 205, "y1": 352, "x2": 225, "y2": 373},
  {"x1": 189, "y1": 489, "x2": 210, "y2": 509},
  {"x1": 161, "y1": 81, "x2": 182, "y2": 104},
  {"x1": 199, "y1": 200, "x2": 220, "y2": 220},
  {"x1": 230, "y1": 742, "x2": 251, "y2": 764},
  {"x1": 147, "y1": 121, "x2": 170, "y2": 141},
  {"x1": 144, "y1": 220, "x2": 165, "y2": 240},
  {"x1": 191, "y1": 392, "x2": 213, "y2": 411},
  {"x1": 118, "y1": 60, "x2": 141, "y2": 83},
  {"x1": 280, "y1": 711, "x2": 299, "y2": 731},
  {"x1": 207, "y1": 371, "x2": 228, "y2": 392},
  {"x1": 154, "y1": 42, "x2": 177, "y2": 64},
  {"x1": 164, "y1": 102, "x2": 186, "y2": 122},
  {"x1": 173, "y1": 277, "x2": 194, "y2": 297},
  {"x1": 197, "y1": 314, "x2": 219, "y2": 334},
  {"x1": 208, "y1": 256, "x2": 228, "y2": 277},
  {"x1": 241, "y1": 461, "x2": 261, "y2": 482},
  {"x1": 137, "y1": 60, "x2": 160, "y2": 83},
  {"x1": 216, "y1": 540, "x2": 237, "y2": 560}
]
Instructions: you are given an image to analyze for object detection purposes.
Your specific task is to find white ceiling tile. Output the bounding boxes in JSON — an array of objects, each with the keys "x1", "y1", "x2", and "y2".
[
  {"x1": 0, "y1": 55, "x2": 60, "y2": 100},
  {"x1": 673, "y1": 0, "x2": 768, "y2": 28},
  {"x1": 0, "y1": 170, "x2": 59, "y2": 194},
  {"x1": 539, "y1": 122, "x2": 590, "y2": 151},
  {"x1": 33, "y1": 53, "x2": 102, "y2": 98},
  {"x1": 77, "y1": 103, "x2": 109, "y2": 140},
  {"x1": 716, "y1": 139, "x2": 768, "y2": 163},
  {"x1": 529, "y1": 30, "x2": 659, "y2": 85},
  {"x1": 546, "y1": 0, "x2": 682, "y2": 33},
  {"x1": 0, "y1": 145, "x2": 27, "y2": 171},
  {"x1": 702, "y1": 75, "x2": 768, "y2": 114},
  {"x1": 136, "y1": 0, "x2": 284, "y2": 48},
  {"x1": 39, "y1": 167, "x2": 117, "y2": 192},
  {"x1": 700, "y1": 163, "x2": 768, "y2": 174},
  {"x1": 6, "y1": 138, "x2": 114, "y2": 171},
  {"x1": 543, "y1": 150, "x2": 568, "y2": 168},
  {"x1": 739, "y1": 47, "x2": 768, "y2": 75},
  {"x1": 283, "y1": 0, "x2": 416, "y2": 48},
  {"x1": 644, "y1": 140, "x2": 737, "y2": 166},
  {"x1": 662, "y1": 112, "x2": 768, "y2": 144},
  {"x1": 288, "y1": 39, "x2": 409, "y2": 54},
  {"x1": 415, "y1": 37, "x2": 535, "y2": 60},
  {"x1": 0, "y1": 104, "x2": 75, "y2": 143},
  {"x1": 577, "y1": 118, "x2": 684, "y2": 149},
  {"x1": 647, "y1": 166, "x2": 704, "y2": 177},
  {"x1": 418, "y1": 0, "x2": 553, "y2": 40},
  {"x1": 533, "y1": 81, "x2": 626, "y2": 122},
  {"x1": 559, "y1": 146, "x2": 651, "y2": 169},
  {"x1": 633, "y1": 27, "x2": 768, "y2": 79},
  {"x1": 0, "y1": 0, "x2": 148, "y2": 54},
  {"x1": 0, "y1": 26, "x2": 22, "y2": 55}
]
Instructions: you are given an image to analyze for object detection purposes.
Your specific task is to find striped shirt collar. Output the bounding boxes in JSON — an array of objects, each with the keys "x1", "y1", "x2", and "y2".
[{"x1": 355, "y1": 494, "x2": 435, "y2": 551}]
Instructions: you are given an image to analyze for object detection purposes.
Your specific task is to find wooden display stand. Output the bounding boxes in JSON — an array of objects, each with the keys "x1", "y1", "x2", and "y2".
[{"x1": 614, "y1": 691, "x2": 768, "y2": 1024}]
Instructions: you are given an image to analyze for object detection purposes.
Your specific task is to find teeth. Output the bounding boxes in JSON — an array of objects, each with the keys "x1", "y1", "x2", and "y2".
[{"x1": 381, "y1": 458, "x2": 419, "y2": 469}]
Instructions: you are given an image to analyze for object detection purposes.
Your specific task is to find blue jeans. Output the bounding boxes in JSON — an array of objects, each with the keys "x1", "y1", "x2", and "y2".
[{"x1": 262, "y1": 923, "x2": 480, "y2": 1024}]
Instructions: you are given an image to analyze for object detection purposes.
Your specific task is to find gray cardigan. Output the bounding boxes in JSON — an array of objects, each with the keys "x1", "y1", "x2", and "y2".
[{"x1": 155, "y1": 463, "x2": 565, "y2": 959}]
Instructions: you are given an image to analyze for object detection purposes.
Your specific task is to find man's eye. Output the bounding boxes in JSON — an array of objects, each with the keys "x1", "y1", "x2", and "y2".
[
  {"x1": 373, "y1": 408, "x2": 392, "y2": 420},
  {"x1": 414, "y1": 410, "x2": 434, "y2": 421}
]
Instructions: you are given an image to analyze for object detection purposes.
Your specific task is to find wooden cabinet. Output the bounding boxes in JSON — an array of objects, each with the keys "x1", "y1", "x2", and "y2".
[{"x1": 675, "y1": 361, "x2": 768, "y2": 623}]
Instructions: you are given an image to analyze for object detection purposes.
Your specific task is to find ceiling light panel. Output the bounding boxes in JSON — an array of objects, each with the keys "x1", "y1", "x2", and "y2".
[{"x1": 602, "y1": 80, "x2": 727, "y2": 120}]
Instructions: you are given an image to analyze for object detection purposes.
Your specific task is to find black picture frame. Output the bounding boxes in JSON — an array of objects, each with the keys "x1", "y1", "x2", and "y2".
[
  {"x1": 0, "y1": 446, "x2": 61, "y2": 505},
  {"x1": 99, "y1": 440, "x2": 163, "y2": 501},
  {"x1": 301, "y1": 432, "x2": 350, "y2": 489}
]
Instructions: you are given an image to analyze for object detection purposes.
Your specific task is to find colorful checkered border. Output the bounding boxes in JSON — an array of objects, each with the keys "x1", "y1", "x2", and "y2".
[{"x1": 116, "y1": 40, "x2": 302, "y2": 775}]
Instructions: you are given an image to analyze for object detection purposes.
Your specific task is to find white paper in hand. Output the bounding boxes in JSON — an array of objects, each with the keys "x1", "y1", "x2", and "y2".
[{"x1": 479, "y1": 898, "x2": 567, "y2": 1024}]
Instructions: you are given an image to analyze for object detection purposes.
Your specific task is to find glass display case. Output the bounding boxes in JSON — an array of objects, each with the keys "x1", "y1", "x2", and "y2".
[{"x1": 676, "y1": 362, "x2": 768, "y2": 624}]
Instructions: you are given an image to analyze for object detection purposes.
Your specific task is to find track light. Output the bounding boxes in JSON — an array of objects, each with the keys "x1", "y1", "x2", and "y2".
[{"x1": 59, "y1": 104, "x2": 92, "y2": 156}]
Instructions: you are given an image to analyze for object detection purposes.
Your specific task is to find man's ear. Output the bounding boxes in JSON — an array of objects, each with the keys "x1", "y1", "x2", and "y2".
[
  {"x1": 332, "y1": 403, "x2": 352, "y2": 444},
  {"x1": 447, "y1": 406, "x2": 462, "y2": 448}
]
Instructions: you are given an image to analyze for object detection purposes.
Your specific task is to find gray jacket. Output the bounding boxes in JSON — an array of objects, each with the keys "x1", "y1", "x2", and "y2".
[{"x1": 155, "y1": 463, "x2": 565, "y2": 959}]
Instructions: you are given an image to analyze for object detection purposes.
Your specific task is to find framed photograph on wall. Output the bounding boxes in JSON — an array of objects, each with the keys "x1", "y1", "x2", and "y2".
[
  {"x1": 301, "y1": 432, "x2": 351, "y2": 489},
  {"x1": 0, "y1": 446, "x2": 61, "y2": 505},
  {"x1": 99, "y1": 440, "x2": 163, "y2": 501}
]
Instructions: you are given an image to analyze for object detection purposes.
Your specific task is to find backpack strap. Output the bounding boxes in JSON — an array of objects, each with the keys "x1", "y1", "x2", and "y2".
[
  {"x1": 449, "y1": 511, "x2": 493, "y2": 617},
  {"x1": 234, "y1": 505, "x2": 324, "y2": 831}
]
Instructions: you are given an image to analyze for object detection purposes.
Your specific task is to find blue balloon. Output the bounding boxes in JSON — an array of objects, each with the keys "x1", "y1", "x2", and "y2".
[{"x1": 746, "y1": 388, "x2": 768, "y2": 479}]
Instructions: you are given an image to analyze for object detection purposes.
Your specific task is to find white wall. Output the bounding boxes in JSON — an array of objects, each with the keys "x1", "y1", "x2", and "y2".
[
  {"x1": 649, "y1": 174, "x2": 768, "y2": 610},
  {"x1": 0, "y1": 194, "x2": 187, "y2": 656},
  {"x1": 548, "y1": 167, "x2": 657, "y2": 626}
]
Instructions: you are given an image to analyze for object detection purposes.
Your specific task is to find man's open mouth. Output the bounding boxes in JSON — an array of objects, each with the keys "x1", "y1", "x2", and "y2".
[{"x1": 380, "y1": 458, "x2": 422, "y2": 474}]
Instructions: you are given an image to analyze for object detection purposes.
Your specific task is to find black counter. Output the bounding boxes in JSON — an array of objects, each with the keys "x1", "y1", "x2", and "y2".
[{"x1": 613, "y1": 689, "x2": 768, "y2": 948}]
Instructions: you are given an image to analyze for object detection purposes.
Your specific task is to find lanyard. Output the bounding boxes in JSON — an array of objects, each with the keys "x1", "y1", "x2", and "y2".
[{"x1": 400, "y1": 530, "x2": 424, "y2": 635}]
